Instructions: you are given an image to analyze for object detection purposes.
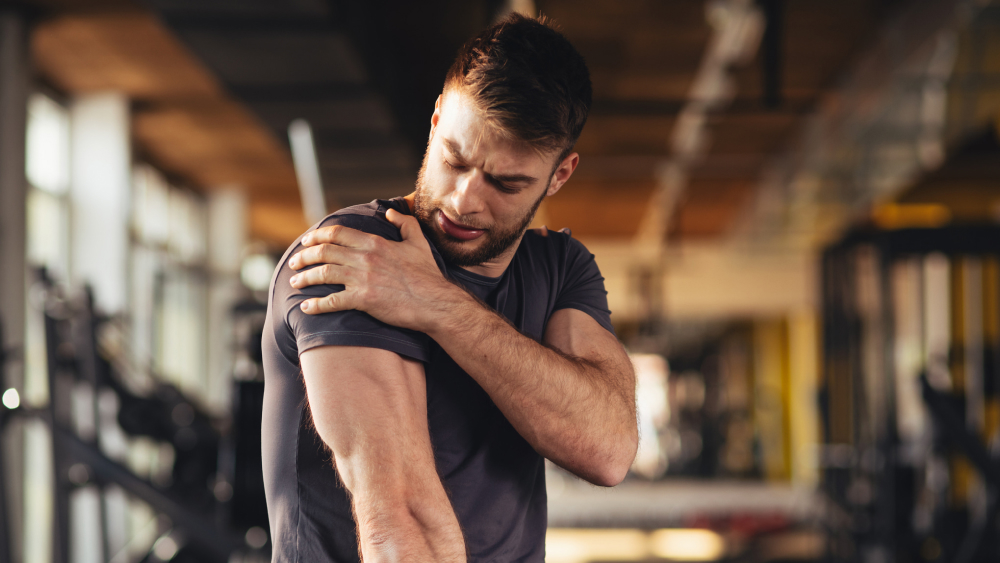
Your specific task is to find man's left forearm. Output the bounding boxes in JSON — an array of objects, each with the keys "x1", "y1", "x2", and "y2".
[{"x1": 424, "y1": 285, "x2": 638, "y2": 486}]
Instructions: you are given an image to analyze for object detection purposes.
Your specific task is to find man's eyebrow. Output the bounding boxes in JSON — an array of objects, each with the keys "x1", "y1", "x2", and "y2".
[
  {"x1": 442, "y1": 137, "x2": 538, "y2": 185},
  {"x1": 442, "y1": 138, "x2": 468, "y2": 163},
  {"x1": 488, "y1": 171, "x2": 537, "y2": 185}
]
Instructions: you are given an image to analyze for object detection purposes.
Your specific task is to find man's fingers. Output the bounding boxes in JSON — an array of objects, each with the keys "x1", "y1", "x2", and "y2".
[
  {"x1": 290, "y1": 263, "x2": 352, "y2": 289},
  {"x1": 300, "y1": 290, "x2": 354, "y2": 315},
  {"x1": 289, "y1": 244, "x2": 364, "y2": 271},
  {"x1": 301, "y1": 224, "x2": 376, "y2": 249}
]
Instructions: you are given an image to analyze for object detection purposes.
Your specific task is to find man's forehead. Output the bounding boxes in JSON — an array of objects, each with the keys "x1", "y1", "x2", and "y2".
[{"x1": 438, "y1": 93, "x2": 553, "y2": 167}]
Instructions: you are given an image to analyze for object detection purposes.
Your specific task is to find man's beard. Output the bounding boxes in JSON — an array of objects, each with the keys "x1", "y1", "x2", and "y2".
[{"x1": 412, "y1": 157, "x2": 547, "y2": 268}]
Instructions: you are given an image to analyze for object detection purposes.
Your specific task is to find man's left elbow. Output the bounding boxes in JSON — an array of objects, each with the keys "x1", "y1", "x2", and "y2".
[
  {"x1": 594, "y1": 436, "x2": 638, "y2": 487},
  {"x1": 592, "y1": 466, "x2": 628, "y2": 488}
]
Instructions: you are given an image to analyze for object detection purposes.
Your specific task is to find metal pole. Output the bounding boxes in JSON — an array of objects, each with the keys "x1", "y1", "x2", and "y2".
[
  {"x1": 0, "y1": 8, "x2": 30, "y2": 563},
  {"x1": 0, "y1": 321, "x2": 13, "y2": 563},
  {"x1": 42, "y1": 283, "x2": 70, "y2": 563}
]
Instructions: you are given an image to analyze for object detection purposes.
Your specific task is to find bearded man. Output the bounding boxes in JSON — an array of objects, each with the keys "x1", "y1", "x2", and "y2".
[{"x1": 261, "y1": 13, "x2": 638, "y2": 562}]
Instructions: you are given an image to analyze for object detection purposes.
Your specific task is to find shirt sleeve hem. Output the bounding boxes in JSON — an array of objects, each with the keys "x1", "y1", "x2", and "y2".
[
  {"x1": 296, "y1": 331, "x2": 430, "y2": 363},
  {"x1": 551, "y1": 304, "x2": 616, "y2": 336}
]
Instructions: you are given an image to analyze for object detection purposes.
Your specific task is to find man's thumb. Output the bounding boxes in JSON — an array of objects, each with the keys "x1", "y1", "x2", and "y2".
[{"x1": 386, "y1": 208, "x2": 419, "y2": 240}]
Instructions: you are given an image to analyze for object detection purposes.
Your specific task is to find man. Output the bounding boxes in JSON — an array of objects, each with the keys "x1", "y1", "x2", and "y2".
[{"x1": 261, "y1": 13, "x2": 638, "y2": 562}]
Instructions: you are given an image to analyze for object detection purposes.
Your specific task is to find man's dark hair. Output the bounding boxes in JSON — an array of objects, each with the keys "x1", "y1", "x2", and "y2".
[{"x1": 443, "y1": 12, "x2": 592, "y2": 162}]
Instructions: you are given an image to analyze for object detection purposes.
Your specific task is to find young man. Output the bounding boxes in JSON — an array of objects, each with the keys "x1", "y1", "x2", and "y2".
[{"x1": 261, "y1": 13, "x2": 638, "y2": 562}]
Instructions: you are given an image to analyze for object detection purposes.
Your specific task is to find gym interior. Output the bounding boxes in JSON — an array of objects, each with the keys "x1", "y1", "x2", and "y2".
[{"x1": 1, "y1": 0, "x2": 999, "y2": 561}]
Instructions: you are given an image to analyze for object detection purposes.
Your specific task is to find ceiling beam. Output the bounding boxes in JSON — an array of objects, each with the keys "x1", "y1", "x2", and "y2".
[
  {"x1": 309, "y1": 128, "x2": 409, "y2": 151},
  {"x1": 590, "y1": 97, "x2": 813, "y2": 117},
  {"x1": 158, "y1": 14, "x2": 338, "y2": 34},
  {"x1": 228, "y1": 82, "x2": 372, "y2": 103},
  {"x1": 758, "y1": 0, "x2": 785, "y2": 109}
]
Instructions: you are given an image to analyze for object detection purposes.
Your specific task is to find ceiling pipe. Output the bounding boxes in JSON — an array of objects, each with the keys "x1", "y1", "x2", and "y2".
[
  {"x1": 730, "y1": 0, "x2": 975, "y2": 250},
  {"x1": 288, "y1": 119, "x2": 328, "y2": 226},
  {"x1": 758, "y1": 0, "x2": 784, "y2": 109},
  {"x1": 635, "y1": 0, "x2": 765, "y2": 246}
]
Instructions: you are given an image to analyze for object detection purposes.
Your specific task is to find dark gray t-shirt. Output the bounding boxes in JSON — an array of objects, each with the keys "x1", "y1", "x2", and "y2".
[{"x1": 261, "y1": 198, "x2": 613, "y2": 562}]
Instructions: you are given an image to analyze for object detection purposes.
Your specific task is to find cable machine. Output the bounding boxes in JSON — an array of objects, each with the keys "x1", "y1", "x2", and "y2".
[
  {"x1": 820, "y1": 226, "x2": 1000, "y2": 563},
  {"x1": 1, "y1": 269, "x2": 268, "y2": 562}
]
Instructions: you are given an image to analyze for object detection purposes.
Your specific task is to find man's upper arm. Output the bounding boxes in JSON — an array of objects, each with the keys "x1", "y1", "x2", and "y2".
[
  {"x1": 300, "y1": 346, "x2": 467, "y2": 560},
  {"x1": 542, "y1": 308, "x2": 628, "y2": 366},
  {"x1": 545, "y1": 235, "x2": 631, "y2": 385},
  {"x1": 299, "y1": 345, "x2": 433, "y2": 496},
  {"x1": 282, "y1": 210, "x2": 436, "y2": 486}
]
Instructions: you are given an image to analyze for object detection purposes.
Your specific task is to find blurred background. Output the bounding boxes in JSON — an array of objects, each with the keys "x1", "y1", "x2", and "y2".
[{"x1": 0, "y1": 0, "x2": 999, "y2": 561}]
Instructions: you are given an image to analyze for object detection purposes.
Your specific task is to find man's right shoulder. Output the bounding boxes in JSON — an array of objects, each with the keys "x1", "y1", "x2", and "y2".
[
  {"x1": 308, "y1": 199, "x2": 405, "y2": 245},
  {"x1": 266, "y1": 198, "x2": 432, "y2": 364},
  {"x1": 268, "y1": 199, "x2": 404, "y2": 316}
]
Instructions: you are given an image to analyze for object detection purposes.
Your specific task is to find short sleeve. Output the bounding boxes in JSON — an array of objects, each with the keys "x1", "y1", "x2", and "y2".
[
  {"x1": 553, "y1": 237, "x2": 615, "y2": 336},
  {"x1": 276, "y1": 207, "x2": 432, "y2": 362}
]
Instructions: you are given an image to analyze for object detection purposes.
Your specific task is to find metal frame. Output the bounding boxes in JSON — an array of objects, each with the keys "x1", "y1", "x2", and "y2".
[
  {"x1": 821, "y1": 225, "x2": 1000, "y2": 563},
  {"x1": 2, "y1": 271, "x2": 248, "y2": 563}
]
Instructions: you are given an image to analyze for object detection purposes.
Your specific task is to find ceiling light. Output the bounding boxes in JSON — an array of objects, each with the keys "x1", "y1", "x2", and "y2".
[
  {"x1": 151, "y1": 535, "x2": 179, "y2": 561},
  {"x1": 546, "y1": 529, "x2": 648, "y2": 563},
  {"x1": 546, "y1": 528, "x2": 727, "y2": 562},
  {"x1": 241, "y1": 253, "x2": 277, "y2": 293},
  {"x1": 2, "y1": 388, "x2": 19, "y2": 410},
  {"x1": 650, "y1": 528, "x2": 726, "y2": 561}
]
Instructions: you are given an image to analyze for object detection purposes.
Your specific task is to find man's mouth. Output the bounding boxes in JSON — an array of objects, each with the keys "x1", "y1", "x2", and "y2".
[{"x1": 437, "y1": 211, "x2": 486, "y2": 241}]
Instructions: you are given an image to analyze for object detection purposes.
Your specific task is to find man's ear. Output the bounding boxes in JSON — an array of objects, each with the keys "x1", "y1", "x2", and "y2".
[
  {"x1": 429, "y1": 95, "x2": 442, "y2": 139},
  {"x1": 546, "y1": 152, "x2": 579, "y2": 197}
]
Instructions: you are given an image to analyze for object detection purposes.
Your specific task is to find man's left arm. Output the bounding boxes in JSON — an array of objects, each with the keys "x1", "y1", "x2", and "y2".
[
  {"x1": 435, "y1": 300, "x2": 638, "y2": 487},
  {"x1": 288, "y1": 210, "x2": 638, "y2": 486}
]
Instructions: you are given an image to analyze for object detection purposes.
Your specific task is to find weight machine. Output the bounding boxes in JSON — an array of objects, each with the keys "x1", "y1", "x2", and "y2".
[{"x1": 0, "y1": 269, "x2": 269, "y2": 562}]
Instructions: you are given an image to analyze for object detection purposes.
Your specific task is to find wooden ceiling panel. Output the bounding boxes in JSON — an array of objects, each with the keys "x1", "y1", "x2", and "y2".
[
  {"x1": 570, "y1": 36, "x2": 627, "y2": 69},
  {"x1": 175, "y1": 31, "x2": 367, "y2": 86},
  {"x1": 591, "y1": 72, "x2": 693, "y2": 101},
  {"x1": 541, "y1": 0, "x2": 707, "y2": 38},
  {"x1": 544, "y1": 180, "x2": 656, "y2": 239},
  {"x1": 730, "y1": 0, "x2": 895, "y2": 103},
  {"x1": 544, "y1": 0, "x2": 709, "y2": 103},
  {"x1": 249, "y1": 197, "x2": 308, "y2": 249},
  {"x1": 624, "y1": 29, "x2": 709, "y2": 73},
  {"x1": 33, "y1": 8, "x2": 305, "y2": 244},
  {"x1": 32, "y1": 0, "x2": 912, "y2": 248},
  {"x1": 133, "y1": 101, "x2": 297, "y2": 197},
  {"x1": 146, "y1": 0, "x2": 330, "y2": 18},
  {"x1": 33, "y1": 11, "x2": 220, "y2": 99},
  {"x1": 250, "y1": 99, "x2": 397, "y2": 133},
  {"x1": 704, "y1": 113, "x2": 799, "y2": 156},
  {"x1": 575, "y1": 115, "x2": 674, "y2": 156},
  {"x1": 687, "y1": 153, "x2": 769, "y2": 181},
  {"x1": 574, "y1": 29, "x2": 707, "y2": 74},
  {"x1": 680, "y1": 0, "x2": 907, "y2": 240},
  {"x1": 672, "y1": 179, "x2": 755, "y2": 239}
]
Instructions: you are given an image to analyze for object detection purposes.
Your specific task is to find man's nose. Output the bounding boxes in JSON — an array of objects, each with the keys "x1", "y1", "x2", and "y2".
[{"x1": 450, "y1": 170, "x2": 488, "y2": 217}]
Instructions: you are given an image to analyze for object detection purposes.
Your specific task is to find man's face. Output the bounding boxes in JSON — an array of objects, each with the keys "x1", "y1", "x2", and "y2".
[{"x1": 413, "y1": 92, "x2": 571, "y2": 269}]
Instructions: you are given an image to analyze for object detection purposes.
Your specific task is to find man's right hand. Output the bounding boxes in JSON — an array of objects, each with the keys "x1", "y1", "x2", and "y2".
[
  {"x1": 300, "y1": 345, "x2": 465, "y2": 562},
  {"x1": 289, "y1": 209, "x2": 460, "y2": 333}
]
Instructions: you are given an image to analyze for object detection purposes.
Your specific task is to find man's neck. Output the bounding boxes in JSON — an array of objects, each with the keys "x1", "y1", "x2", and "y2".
[{"x1": 456, "y1": 240, "x2": 520, "y2": 278}]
